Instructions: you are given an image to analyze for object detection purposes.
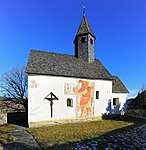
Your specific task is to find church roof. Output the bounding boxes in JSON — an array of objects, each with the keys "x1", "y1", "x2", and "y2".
[
  {"x1": 112, "y1": 76, "x2": 129, "y2": 93},
  {"x1": 75, "y1": 16, "x2": 96, "y2": 39},
  {"x1": 26, "y1": 50, "x2": 113, "y2": 80}
]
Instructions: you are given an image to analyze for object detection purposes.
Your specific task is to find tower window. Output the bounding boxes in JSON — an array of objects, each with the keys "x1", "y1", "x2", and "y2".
[
  {"x1": 90, "y1": 38, "x2": 93, "y2": 44},
  {"x1": 113, "y1": 98, "x2": 119, "y2": 106},
  {"x1": 67, "y1": 98, "x2": 73, "y2": 107},
  {"x1": 96, "y1": 91, "x2": 99, "y2": 99},
  {"x1": 81, "y1": 37, "x2": 85, "y2": 43}
]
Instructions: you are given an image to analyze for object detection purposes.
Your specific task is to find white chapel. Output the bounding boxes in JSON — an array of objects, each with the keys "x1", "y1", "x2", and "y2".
[{"x1": 26, "y1": 14, "x2": 129, "y2": 127}]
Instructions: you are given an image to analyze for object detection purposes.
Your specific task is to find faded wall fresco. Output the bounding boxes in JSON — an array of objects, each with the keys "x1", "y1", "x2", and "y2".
[
  {"x1": 64, "y1": 80, "x2": 95, "y2": 118},
  {"x1": 64, "y1": 83, "x2": 76, "y2": 95},
  {"x1": 30, "y1": 79, "x2": 38, "y2": 88}
]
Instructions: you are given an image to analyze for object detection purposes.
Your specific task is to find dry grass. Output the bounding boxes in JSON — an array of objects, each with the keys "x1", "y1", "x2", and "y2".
[
  {"x1": 28, "y1": 120, "x2": 132, "y2": 147},
  {"x1": 0, "y1": 124, "x2": 16, "y2": 144}
]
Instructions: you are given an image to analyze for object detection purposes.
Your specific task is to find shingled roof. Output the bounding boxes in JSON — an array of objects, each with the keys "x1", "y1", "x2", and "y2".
[
  {"x1": 74, "y1": 16, "x2": 96, "y2": 39},
  {"x1": 26, "y1": 50, "x2": 113, "y2": 80},
  {"x1": 112, "y1": 76, "x2": 129, "y2": 93}
]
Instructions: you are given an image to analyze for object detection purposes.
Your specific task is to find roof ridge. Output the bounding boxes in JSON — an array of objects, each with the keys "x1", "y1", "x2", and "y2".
[{"x1": 30, "y1": 49, "x2": 74, "y2": 57}]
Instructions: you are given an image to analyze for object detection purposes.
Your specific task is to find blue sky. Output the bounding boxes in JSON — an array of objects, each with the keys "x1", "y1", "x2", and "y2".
[{"x1": 0, "y1": 0, "x2": 146, "y2": 98}]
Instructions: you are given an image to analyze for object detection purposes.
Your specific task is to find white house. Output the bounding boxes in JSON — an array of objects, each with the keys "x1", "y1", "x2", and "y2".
[{"x1": 26, "y1": 15, "x2": 129, "y2": 127}]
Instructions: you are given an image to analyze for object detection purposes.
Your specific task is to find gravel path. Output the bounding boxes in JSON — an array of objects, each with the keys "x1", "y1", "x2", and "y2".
[
  {"x1": 12, "y1": 126, "x2": 41, "y2": 150},
  {"x1": 64, "y1": 124, "x2": 146, "y2": 150}
]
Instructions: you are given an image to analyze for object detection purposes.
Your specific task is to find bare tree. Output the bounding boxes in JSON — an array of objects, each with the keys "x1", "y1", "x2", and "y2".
[
  {"x1": 0, "y1": 66, "x2": 28, "y2": 111},
  {"x1": 141, "y1": 84, "x2": 146, "y2": 93}
]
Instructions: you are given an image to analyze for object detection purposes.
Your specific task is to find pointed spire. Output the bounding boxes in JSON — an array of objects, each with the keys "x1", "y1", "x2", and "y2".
[{"x1": 75, "y1": 16, "x2": 96, "y2": 39}]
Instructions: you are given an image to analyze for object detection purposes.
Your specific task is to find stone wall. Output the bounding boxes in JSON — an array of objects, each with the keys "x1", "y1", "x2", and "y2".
[
  {"x1": 127, "y1": 108, "x2": 146, "y2": 117},
  {"x1": 0, "y1": 98, "x2": 25, "y2": 113},
  {"x1": 0, "y1": 98, "x2": 26, "y2": 125},
  {"x1": 0, "y1": 113, "x2": 7, "y2": 124}
]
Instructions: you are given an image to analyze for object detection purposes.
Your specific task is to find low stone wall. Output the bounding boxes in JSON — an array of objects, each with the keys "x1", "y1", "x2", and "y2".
[
  {"x1": 0, "y1": 113, "x2": 7, "y2": 124},
  {"x1": 127, "y1": 108, "x2": 146, "y2": 117}
]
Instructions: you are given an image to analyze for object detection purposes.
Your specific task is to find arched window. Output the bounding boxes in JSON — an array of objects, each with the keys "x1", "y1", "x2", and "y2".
[
  {"x1": 81, "y1": 37, "x2": 85, "y2": 43},
  {"x1": 90, "y1": 38, "x2": 93, "y2": 44},
  {"x1": 67, "y1": 98, "x2": 73, "y2": 107},
  {"x1": 96, "y1": 91, "x2": 99, "y2": 99}
]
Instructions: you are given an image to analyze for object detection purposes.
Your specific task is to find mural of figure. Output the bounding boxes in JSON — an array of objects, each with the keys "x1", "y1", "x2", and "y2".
[{"x1": 73, "y1": 80, "x2": 94, "y2": 117}]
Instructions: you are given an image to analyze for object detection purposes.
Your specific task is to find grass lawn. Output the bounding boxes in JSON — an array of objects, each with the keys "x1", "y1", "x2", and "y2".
[
  {"x1": 28, "y1": 116, "x2": 146, "y2": 148},
  {"x1": 0, "y1": 124, "x2": 16, "y2": 145}
]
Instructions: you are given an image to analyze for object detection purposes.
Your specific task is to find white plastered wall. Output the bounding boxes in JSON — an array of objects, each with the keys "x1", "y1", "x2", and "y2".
[
  {"x1": 94, "y1": 80, "x2": 112, "y2": 116},
  {"x1": 28, "y1": 74, "x2": 113, "y2": 123},
  {"x1": 112, "y1": 93, "x2": 128, "y2": 114}
]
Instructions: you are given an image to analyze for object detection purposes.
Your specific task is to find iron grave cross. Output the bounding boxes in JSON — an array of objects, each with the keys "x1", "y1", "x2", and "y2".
[{"x1": 44, "y1": 92, "x2": 59, "y2": 118}]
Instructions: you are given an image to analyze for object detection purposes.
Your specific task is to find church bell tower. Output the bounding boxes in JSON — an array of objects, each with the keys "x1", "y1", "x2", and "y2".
[{"x1": 74, "y1": 14, "x2": 96, "y2": 63}]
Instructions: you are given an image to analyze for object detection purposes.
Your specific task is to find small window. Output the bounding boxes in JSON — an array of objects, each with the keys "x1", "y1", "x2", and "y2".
[
  {"x1": 96, "y1": 91, "x2": 99, "y2": 99},
  {"x1": 113, "y1": 98, "x2": 119, "y2": 106},
  {"x1": 90, "y1": 38, "x2": 93, "y2": 44},
  {"x1": 81, "y1": 37, "x2": 85, "y2": 43},
  {"x1": 67, "y1": 98, "x2": 73, "y2": 107}
]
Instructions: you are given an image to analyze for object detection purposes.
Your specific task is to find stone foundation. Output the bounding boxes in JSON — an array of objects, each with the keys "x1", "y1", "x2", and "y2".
[{"x1": 29, "y1": 116, "x2": 102, "y2": 128}]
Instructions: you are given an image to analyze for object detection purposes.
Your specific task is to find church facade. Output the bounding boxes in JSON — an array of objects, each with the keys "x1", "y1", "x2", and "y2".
[{"x1": 26, "y1": 15, "x2": 128, "y2": 127}]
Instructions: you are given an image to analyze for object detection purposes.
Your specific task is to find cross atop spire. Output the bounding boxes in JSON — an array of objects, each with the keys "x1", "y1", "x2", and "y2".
[{"x1": 83, "y1": 5, "x2": 86, "y2": 16}]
